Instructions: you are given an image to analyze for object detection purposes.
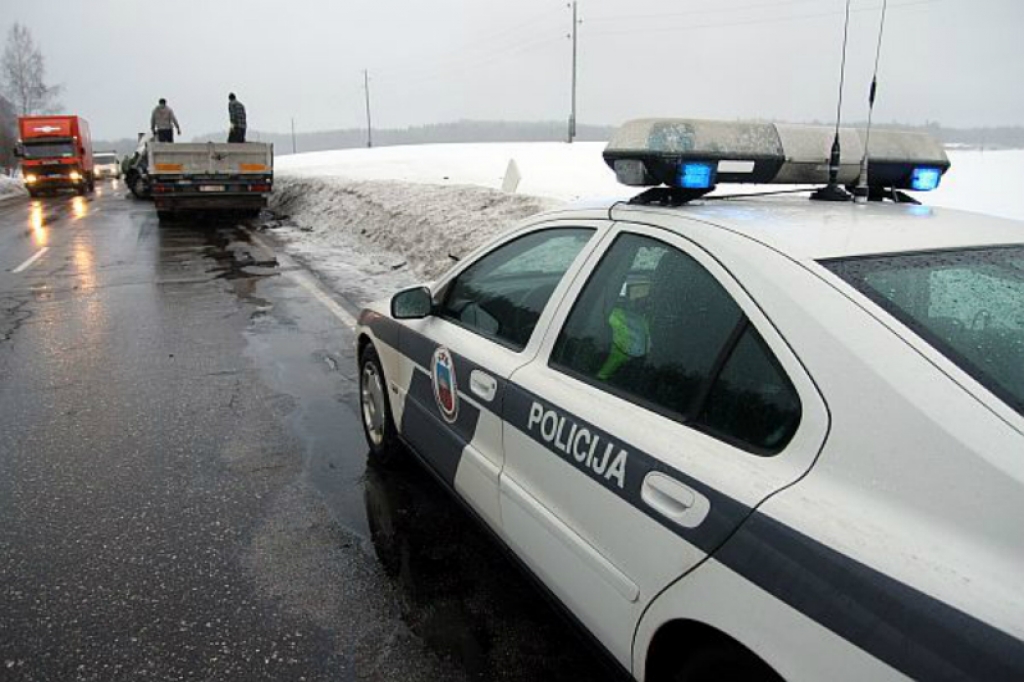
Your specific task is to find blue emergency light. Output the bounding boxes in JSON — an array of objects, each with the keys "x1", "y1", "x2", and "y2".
[
  {"x1": 679, "y1": 162, "x2": 715, "y2": 190},
  {"x1": 910, "y1": 167, "x2": 942, "y2": 192}
]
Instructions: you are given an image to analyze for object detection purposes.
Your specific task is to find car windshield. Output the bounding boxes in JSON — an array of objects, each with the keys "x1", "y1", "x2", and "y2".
[
  {"x1": 23, "y1": 142, "x2": 75, "y2": 159},
  {"x1": 95, "y1": 154, "x2": 118, "y2": 164},
  {"x1": 824, "y1": 245, "x2": 1024, "y2": 416}
]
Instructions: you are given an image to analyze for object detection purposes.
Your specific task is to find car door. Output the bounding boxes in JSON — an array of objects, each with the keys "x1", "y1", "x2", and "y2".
[
  {"x1": 499, "y1": 222, "x2": 829, "y2": 668},
  {"x1": 395, "y1": 222, "x2": 604, "y2": 528}
]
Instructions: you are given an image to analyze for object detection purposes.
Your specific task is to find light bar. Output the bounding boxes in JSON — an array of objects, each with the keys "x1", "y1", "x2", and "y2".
[{"x1": 604, "y1": 118, "x2": 950, "y2": 193}]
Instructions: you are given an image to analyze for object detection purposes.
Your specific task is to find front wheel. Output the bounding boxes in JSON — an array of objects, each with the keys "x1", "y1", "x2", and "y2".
[{"x1": 360, "y1": 344, "x2": 400, "y2": 464}]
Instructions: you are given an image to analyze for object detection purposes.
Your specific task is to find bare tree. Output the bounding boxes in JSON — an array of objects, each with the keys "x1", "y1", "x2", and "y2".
[
  {"x1": 1, "y1": 23, "x2": 62, "y2": 116},
  {"x1": 0, "y1": 94, "x2": 16, "y2": 173}
]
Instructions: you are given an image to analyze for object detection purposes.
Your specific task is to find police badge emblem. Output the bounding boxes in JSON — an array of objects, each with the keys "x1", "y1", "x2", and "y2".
[{"x1": 431, "y1": 347, "x2": 459, "y2": 423}]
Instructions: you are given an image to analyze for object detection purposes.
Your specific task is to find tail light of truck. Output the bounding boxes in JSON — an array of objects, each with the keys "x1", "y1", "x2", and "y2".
[{"x1": 250, "y1": 183, "x2": 271, "y2": 192}]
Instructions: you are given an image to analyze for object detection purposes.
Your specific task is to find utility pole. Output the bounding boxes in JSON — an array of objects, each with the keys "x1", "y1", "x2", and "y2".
[
  {"x1": 568, "y1": 1, "x2": 580, "y2": 143},
  {"x1": 290, "y1": 117, "x2": 297, "y2": 154},
  {"x1": 364, "y1": 69, "x2": 374, "y2": 149}
]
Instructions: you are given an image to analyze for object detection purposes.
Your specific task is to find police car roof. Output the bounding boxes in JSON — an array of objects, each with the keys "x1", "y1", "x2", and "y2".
[{"x1": 544, "y1": 195, "x2": 1024, "y2": 261}]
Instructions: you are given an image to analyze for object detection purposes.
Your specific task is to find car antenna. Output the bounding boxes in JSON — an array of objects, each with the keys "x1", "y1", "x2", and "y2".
[
  {"x1": 854, "y1": 0, "x2": 890, "y2": 204},
  {"x1": 812, "y1": 0, "x2": 855, "y2": 202}
]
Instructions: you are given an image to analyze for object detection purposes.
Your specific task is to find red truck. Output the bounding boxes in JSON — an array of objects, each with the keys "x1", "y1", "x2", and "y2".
[{"x1": 16, "y1": 115, "x2": 95, "y2": 197}]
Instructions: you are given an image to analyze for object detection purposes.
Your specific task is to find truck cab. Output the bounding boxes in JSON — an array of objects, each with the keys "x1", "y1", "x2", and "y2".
[{"x1": 16, "y1": 115, "x2": 95, "y2": 197}]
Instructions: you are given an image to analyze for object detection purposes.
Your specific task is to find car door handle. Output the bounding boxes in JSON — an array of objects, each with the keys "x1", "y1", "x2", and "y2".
[
  {"x1": 469, "y1": 370, "x2": 498, "y2": 402},
  {"x1": 641, "y1": 472, "x2": 710, "y2": 529}
]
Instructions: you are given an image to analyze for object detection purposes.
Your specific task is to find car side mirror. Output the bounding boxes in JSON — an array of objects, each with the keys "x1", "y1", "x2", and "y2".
[{"x1": 391, "y1": 286, "x2": 433, "y2": 320}]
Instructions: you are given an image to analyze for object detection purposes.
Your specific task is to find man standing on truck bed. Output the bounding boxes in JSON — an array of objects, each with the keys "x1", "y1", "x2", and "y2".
[
  {"x1": 227, "y1": 93, "x2": 246, "y2": 143},
  {"x1": 151, "y1": 98, "x2": 181, "y2": 142}
]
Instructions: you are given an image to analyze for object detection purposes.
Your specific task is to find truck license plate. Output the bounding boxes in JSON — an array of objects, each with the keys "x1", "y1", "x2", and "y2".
[{"x1": 199, "y1": 185, "x2": 225, "y2": 192}]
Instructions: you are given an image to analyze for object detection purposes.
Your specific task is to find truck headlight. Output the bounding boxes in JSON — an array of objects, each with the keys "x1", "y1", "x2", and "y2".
[
  {"x1": 69, "y1": 171, "x2": 82, "y2": 182},
  {"x1": 25, "y1": 174, "x2": 38, "y2": 184}
]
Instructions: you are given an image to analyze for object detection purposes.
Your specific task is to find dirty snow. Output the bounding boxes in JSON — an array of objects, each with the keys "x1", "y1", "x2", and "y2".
[
  {"x1": 263, "y1": 142, "x2": 1024, "y2": 307},
  {"x1": 0, "y1": 175, "x2": 26, "y2": 202}
]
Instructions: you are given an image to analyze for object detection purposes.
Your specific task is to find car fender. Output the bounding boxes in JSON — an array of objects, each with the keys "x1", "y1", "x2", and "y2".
[
  {"x1": 633, "y1": 553, "x2": 902, "y2": 682},
  {"x1": 358, "y1": 304, "x2": 415, "y2": 429}
]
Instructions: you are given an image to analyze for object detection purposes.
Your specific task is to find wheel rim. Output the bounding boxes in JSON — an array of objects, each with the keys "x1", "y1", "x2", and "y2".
[{"x1": 361, "y1": 362, "x2": 387, "y2": 448}]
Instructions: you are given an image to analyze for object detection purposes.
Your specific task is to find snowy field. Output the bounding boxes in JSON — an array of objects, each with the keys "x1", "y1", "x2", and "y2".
[
  {"x1": 0, "y1": 175, "x2": 27, "y2": 202},
  {"x1": 267, "y1": 143, "x2": 1024, "y2": 306}
]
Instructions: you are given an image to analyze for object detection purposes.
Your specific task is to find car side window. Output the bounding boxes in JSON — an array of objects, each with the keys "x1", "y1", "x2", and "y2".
[
  {"x1": 439, "y1": 228, "x2": 594, "y2": 350},
  {"x1": 550, "y1": 233, "x2": 801, "y2": 454}
]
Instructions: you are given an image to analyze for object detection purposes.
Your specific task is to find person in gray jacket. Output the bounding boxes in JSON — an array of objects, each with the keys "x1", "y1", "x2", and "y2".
[
  {"x1": 227, "y1": 93, "x2": 246, "y2": 143},
  {"x1": 151, "y1": 98, "x2": 181, "y2": 142}
]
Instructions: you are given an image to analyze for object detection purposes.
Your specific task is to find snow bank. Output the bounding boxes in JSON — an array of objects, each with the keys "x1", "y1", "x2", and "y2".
[
  {"x1": 267, "y1": 175, "x2": 558, "y2": 303},
  {"x1": 266, "y1": 142, "x2": 624, "y2": 304},
  {"x1": 0, "y1": 175, "x2": 26, "y2": 201}
]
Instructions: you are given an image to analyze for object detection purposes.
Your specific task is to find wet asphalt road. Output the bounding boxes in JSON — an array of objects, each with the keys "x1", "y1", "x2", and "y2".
[{"x1": 0, "y1": 187, "x2": 623, "y2": 682}]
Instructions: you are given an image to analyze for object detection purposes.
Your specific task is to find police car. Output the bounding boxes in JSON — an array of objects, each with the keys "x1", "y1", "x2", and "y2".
[{"x1": 356, "y1": 119, "x2": 1024, "y2": 681}]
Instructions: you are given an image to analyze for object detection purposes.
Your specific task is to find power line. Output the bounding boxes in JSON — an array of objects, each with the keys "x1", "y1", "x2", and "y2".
[
  {"x1": 372, "y1": 32, "x2": 565, "y2": 96},
  {"x1": 376, "y1": 6, "x2": 563, "y2": 83},
  {"x1": 585, "y1": 0, "x2": 943, "y2": 38},
  {"x1": 586, "y1": 0, "x2": 826, "y2": 24}
]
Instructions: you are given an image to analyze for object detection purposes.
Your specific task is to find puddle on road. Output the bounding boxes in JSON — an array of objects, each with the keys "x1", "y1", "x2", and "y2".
[{"x1": 156, "y1": 221, "x2": 277, "y2": 312}]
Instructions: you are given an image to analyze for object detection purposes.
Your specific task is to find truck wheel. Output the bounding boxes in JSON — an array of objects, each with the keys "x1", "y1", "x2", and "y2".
[
  {"x1": 157, "y1": 210, "x2": 174, "y2": 223},
  {"x1": 27, "y1": 188, "x2": 39, "y2": 198},
  {"x1": 128, "y1": 173, "x2": 149, "y2": 199},
  {"x1": 360, "y1": 344, "x2": 400, "y2": 465},
  {"x1": 75, "y1": 184, "x2": 86, "y2": 196}
]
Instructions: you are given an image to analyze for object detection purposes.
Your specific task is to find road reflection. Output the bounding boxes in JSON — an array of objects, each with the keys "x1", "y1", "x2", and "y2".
[
  {"x1": 363, "y1": 456, "x2": 624, "y2": 681},
  {"x1": 28, "y1": 201, "x2": 46, "y2": 246},
  {"x1": 71, "y1": 196, "x2": 88, "y2": 220}
]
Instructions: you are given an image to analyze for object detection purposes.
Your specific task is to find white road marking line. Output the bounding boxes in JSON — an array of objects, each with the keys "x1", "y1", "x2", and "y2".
[
  {"x1": 247, "y1": 231, "x2": 358, "y2": 329},
  {"x1": 12, "y1": 247, "x2": 50, "y2": 273}
]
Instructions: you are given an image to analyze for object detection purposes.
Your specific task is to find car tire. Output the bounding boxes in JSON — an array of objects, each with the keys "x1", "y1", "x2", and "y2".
[
  {"x1": 670, "y1": 644, "x2": 780, "y2": 682},
  {"x1": 360, "y1": 343, "x2": 400, "y2": 464}
]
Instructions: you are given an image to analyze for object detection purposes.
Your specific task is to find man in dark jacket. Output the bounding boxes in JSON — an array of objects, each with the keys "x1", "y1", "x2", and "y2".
[
  {"x1": 151, "y1": 98, "x2": 181, "y2": 142},
  {"x1": 228, "y1": 93, "x2": 247, "y2": 143}
]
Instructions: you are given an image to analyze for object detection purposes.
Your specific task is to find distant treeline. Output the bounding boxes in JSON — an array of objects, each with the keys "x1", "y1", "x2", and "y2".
[{"x1": 89, "y1": 119, "x2": 1024, "y2": 159}]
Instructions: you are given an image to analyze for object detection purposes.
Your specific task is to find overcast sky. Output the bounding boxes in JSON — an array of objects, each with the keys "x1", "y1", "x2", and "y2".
[{"x1": 3, "y1": 0, "x2": 1021, "y2": 140}]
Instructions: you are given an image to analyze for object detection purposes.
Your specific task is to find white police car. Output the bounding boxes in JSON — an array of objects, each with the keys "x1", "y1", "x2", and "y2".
[{"x1": 356, "y1": 119, "x2": 1024, "y2": 681}]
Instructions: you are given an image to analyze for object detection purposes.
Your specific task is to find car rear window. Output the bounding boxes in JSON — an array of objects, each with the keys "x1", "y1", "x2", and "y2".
[{"x1": 823, "y1": 245, "x2": 1024, "y2": 416}]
